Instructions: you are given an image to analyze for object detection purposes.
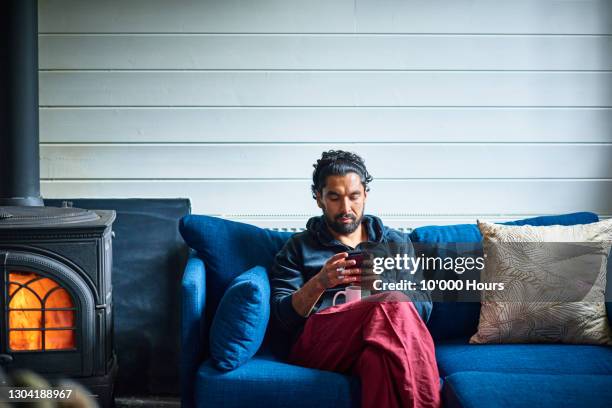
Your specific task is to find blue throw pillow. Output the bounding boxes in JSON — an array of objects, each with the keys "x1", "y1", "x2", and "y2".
[{"x1": 209, "y1": 266, "x2": 270, "y2": 371}]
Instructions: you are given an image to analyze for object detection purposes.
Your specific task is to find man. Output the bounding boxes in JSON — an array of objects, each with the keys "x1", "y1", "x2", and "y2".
[{"x1": 270, "y1": 150, "x2": 441, "y2": 408}]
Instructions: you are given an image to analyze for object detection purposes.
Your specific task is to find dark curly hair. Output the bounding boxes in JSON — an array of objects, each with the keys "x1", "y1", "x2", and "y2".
[{"x1": 311, "y1": 150, "x2": 373, "y2": 200}]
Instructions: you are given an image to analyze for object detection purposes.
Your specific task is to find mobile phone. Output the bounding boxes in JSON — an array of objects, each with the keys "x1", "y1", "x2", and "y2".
[{"x1": 345, "y1": 250, "x2": 365, "y2": 267}]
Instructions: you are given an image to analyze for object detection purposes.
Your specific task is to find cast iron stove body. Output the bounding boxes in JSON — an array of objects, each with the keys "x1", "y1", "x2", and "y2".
[{"x1": 0, "y1": 205, "x2": 117, "y2": 406}]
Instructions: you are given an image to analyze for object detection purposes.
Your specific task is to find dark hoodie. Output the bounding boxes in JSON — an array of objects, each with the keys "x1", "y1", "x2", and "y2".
[{"x1": 270, "y1": 214, "x2": 433, "y2": 343}]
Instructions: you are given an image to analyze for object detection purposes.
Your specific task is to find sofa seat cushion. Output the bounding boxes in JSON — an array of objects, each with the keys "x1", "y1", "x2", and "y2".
[
  {"x1": 195, "y1": 355, "x2": 359, "y2": 408},
  {"x1": 436, "y1": 338, "x2": 612, "y2": 377},
  {"x1": 442, "y1": 371, "x2": 612, "y2": 408}
]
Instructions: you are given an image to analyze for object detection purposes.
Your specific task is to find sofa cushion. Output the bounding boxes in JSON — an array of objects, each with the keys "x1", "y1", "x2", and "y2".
[
  {"x1": 195, "y1": 356, "x2": 359, "y2": 408},
  {"x1": 443, "y1": 371, "x2": 612, "y2": 408},
  {"x1": 408, "y1": 212, "x2": 599, "y2": 243},
  {"x1": 409, "y1": 224, "x2": 482, "y2": 243},
  {"x1": 179, "y1": 215, "x2": 293, "y2": 317},
  {"x1": 471, "y1": 219, "x2": 612, "y2": 345},
  {"x1": 435, "y1": 338, "x2": 612, "y2": 377},
  {"x1": 210, "y1": 266, "x2": 270, "y2": 371},
  {"x1": 409, "y1": 212, "x2": 600, "y2": 341}
]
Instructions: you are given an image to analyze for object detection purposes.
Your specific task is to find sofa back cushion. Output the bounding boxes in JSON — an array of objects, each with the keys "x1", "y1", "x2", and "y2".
[
  {"x1": 409, "y1": 212, "x2": 600, "y2": 341},
  {"x1": 179, "y1": 215, "x2": 292, "y2": 323}
]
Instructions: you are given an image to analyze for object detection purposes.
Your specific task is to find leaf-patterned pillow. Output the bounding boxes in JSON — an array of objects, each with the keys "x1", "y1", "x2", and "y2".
[{"x1": 470, "y1": 218, "x2": 612, "y2": 345}]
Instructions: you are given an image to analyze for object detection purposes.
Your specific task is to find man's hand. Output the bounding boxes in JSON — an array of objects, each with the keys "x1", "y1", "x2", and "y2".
[
  {"x1": 315, "y1": 252, "x2": 361, "y2": 289},
  {"x1": 358, "y1": 258, "x2": 378, "y2": 291},
  {"x1": 291, "y1": 252, "x2": 362, "y2": 317}
]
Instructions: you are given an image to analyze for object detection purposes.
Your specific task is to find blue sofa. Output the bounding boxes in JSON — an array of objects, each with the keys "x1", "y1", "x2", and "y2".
[{"x1": 180, "y1": 212, "x2": 612, "y2": 408}]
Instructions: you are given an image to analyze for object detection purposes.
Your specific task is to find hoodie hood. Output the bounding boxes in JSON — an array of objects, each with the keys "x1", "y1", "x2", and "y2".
[{"x1": 306, "y1": 214, "x2": 387, "y2": 247}]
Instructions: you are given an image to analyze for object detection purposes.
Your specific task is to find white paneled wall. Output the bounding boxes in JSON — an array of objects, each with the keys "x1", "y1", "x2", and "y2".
[{"x1": 38, "y1": 0, "x2": 612, "y2": 228}]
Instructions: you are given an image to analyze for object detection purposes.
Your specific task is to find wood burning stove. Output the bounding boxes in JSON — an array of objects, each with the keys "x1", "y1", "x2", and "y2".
[
  {"x1": 0, "y1": 2, "x2": 117, "y2": 404},
  {"x1": 0, "y1": 206, "x2": 117, "y2": 406}
]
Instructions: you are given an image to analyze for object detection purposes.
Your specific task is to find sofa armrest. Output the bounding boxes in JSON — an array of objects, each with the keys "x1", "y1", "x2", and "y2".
[{"x1": 180, "y1": 252, "x2": 206, "y2": 408}]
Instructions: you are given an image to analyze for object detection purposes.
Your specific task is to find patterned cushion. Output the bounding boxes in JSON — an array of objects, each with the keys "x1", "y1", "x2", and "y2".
[
  {"x1": 409, "y1": 212, "x2": 600, "y2": 341},
  {"x1": 471, "y1": 219, "x2": 612, "y2": 345}
]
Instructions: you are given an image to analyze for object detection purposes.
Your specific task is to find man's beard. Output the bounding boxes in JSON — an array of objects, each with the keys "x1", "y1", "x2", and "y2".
[{"x1": 324, "y1": 211, "x2": 364, "y2": 234}]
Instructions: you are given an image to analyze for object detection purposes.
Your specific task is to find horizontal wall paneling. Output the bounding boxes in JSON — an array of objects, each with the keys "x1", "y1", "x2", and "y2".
[
  {"x1": 39, "y1": 34, "x2": 612, "y2": 70},
  {"x1": 38, "y1": 0, "x2": 612, "y2": 221},
  {"x1": 39, "y1": 0, "x2": 612, "y2": 34},
  {"x1": 40, "y1": 107, "x2": 612, "y2": 143},
  {"x1": 41, "y1": 179, "x2": 612, "y2": 216},
  {"x1": 40, "y1": 72, "x2": 612, "y2": 107},
  {"x1": 40, "y1": 143, "x2": 612, "y2": 179}
]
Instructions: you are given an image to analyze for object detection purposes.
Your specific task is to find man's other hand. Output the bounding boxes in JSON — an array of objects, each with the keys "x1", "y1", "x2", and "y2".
[{"x1": 359, "y1": 258, "x2": 377, "y2": 291}]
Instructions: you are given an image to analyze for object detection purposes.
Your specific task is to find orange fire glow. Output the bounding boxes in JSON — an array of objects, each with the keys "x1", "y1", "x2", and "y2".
[{"x1": 8, "y1": 271, "x2": 75, "y2": 351}]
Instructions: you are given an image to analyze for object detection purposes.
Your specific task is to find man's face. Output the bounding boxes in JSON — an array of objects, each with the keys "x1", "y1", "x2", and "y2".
[{"x1": 316, "y1": 172, "x2": 368, "y2": 235}]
